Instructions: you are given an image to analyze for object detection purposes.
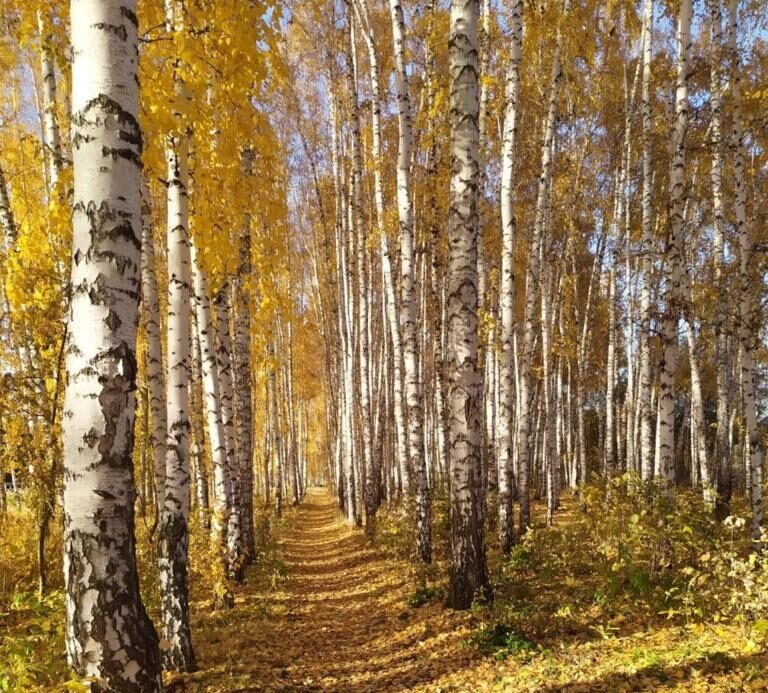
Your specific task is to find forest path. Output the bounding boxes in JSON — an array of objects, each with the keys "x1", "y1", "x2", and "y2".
[
  {"x1": 168, "y1": 489, "x2": 768, "y2": 692},
  {"x1": 177, "y1": 487, "x2": 477, "y2": 692}
]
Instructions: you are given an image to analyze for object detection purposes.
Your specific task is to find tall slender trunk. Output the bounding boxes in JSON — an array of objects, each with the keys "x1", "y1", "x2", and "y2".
[
  {"x1": 233, "y1": 150, "x2": 255, "y2": 561},
  {"x1": 160, "y1": 124, "x2": 195, "y2": 671},
  {"x1": 270, "y1": 342, "x2": 283, "y2": 519},
  {"x1": 388, "y1": 0, "x2": 431, "y2": 562},
  {"x1": 498, "y1": 0, "x2": 523, "y2": 554},
  {"x1": 37, "y1": 9, "x2": 63, "y2": 189},
  {"x1": 352, "y1": 0, "x2": 385, "y2": 530},
  {"x1": 655, "y1": 0, "x2": 691, "y2": 487},
  {"x1": 709, "y1": 0, "x2": 731, "y2": 506},
  {"x1": 344, "y1": 5, "x2": 372, "y2": 530},
  {"x1": 63, "y1": 2, "x2": 162, "y2": 688},
  {"x1": 158, "y1": 1, "x2": 195, "y2": 669},
  {"x1": 141, "y1": 189, "x2": 167, "y2": 517},
  {"x1": 191, "y1": 242, "x2": 234, "y2": 597},
  {"x1": 214, "y1": 286, "x2": 244, "y2": 576},
  {"x1": 517, "y1": 1, "x2": 566, "y2": 531},
  {"x1": 729, "y1": 0, "x2": 762, "y2": 542},
  {"x1": 638, "y1": 0, "x2": 655, "y2": 481}
]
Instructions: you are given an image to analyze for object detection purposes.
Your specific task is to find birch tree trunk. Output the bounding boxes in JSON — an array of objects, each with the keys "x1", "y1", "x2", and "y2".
[
  {"x1": 158, "y1": 0, "x2": 195, "y2": 666},
  {"x1": 655, "y1": 0, "x2": 691, "y2": 487},
  {"x1": 233, "y1": 150, "x2": 255, "y2": 561},
  {"x1": 344, "y1": 5, "x2": 373, "y2": 531},
  {"x1": 191, "y1": 242, "x2": 235, "y2": 599},
  {"x1": 353, "y1": 0, "x2": 387, "y2": 529},
  {"x1": 518, "y1": 3, "x2": 565, "y2": 530},
  {"x1": 141, "y1": 190, "x2": 167, "y2": 517},
  {"x1": 0, "y1": 161, "x2": 17, "y2": 248},
  {"x1": 270, "y1": 341, "x2": 284, "y2": 519},
  {"x1": 37, "y1": 9, "x2": 63, "y2": 189},
  {"x1": 63, "y1": 1, "x2": 162, "y2": 688},
  {"x1": 729, "y1": 0, "x2": 762, "y2": 542},
  {"x1": 709, "y1": 0, "x2": 731, "y2": 506},
  {"x1": 389, "y1": 0, "x2": 431, "y2": 562},
  {"x1": 214, "y1": 285, "x2": 244, "y2": 575},
  {"x1": 498, "y1": 0, "x2": 522, "y2": 554},
  {"x1": 446, "y1": 0, "x2": 490, "y2": 610},
  {"x1": 638, "y1": 0, "x2": 655, "y2": 481}
]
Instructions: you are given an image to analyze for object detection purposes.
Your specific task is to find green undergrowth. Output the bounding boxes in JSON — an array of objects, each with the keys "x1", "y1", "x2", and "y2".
[
  {"x1": 0, "y1": 503, "x2": 285, "y2": 693},
  {"x1": 376, "y1": 475, "x2": 768, "y2": 673}
]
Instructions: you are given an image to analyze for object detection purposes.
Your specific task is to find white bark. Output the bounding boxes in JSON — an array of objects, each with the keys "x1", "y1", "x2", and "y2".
[
  {"x1": 446, "y1": 0, "x2": 489, "y2": 610},
  {"x1": 655, "y1": 0, "x2": 691, "y2": 486},
  {"x1": 63, "y1": 1, "x2": 162, "y2": 688},
  {"x1": 388, "y1": 0, "x2": 430, "y2": 561},
  {"x1": 344, "y1": 7, "x2": 371, "y2": 529},
  {"x1": 190, "y1": 242, "x2": 233, "y2": 589},
  {"x1": 709, "y1": 0, "x2": 731, "y2": 505},
  {"x1": 140, "y1": 188, "x2": 167, "y2": 514},
  {"x1": 233, "y1": 150, "x2": 254, "y2": 561},
  {"x1": 638, "y1": 0, "x2": 655, "y2": 481},
  {"x1": 518, "y1": 4, "x2": 565, "y2": 530},
  {"x1": 214, "y1": 285, "x2": 243, "y2": 571},
  {"x1": 498, "y1": 0, "x2": 522, "y2": 554}
]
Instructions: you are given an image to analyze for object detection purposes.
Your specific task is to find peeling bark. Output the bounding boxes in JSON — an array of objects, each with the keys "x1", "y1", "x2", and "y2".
[{"x1": 63, "y1": 1, "x2": 162, "y2": 689}]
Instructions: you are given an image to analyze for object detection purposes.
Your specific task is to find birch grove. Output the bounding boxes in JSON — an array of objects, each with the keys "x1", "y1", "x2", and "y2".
[{"x1": 1, "y1": 0, "x2": 768, "y2": 687}]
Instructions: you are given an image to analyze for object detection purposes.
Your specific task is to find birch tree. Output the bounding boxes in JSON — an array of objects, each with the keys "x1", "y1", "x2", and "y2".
[
  {"x1": 62, "y1": 0, "x2": 162, "y2": 688},
  {"x1": 517, "y1": 0, "x2": 566, "y2": 530},
  {"x1": 389, "y1": 0, "x2": 431, "y2": 562},
  {"x1": 655, "y1": 0, "x2": 691, "y2": 486},
  {"x1": 729, "y1": 0, "x2": 762, "y2": 542},
  {"x1": 497, "y1": 0, "x2": 523, "y2": 554},
  {"x1": 446, "y1": 0, "x2": 490, "y2": 610},
  {"x1": 638, "y1": 0, "x2": 654, "y2": 481},
  {"x1": 140, "y1": 190, "x2": 166, "y2": 516},
  {"x1": 158, "y1": 0, "x2": 195, "y2": 671}
]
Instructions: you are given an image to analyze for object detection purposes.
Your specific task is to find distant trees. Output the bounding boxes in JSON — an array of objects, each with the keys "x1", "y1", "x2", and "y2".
[{"x1": 283, "y1": 0, "x2": 767, "y2": 607}]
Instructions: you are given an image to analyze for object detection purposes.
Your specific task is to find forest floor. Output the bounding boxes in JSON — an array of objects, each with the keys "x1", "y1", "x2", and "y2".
[{"x1": 166, "y1": 488, "x2": 768, "y2": 693}]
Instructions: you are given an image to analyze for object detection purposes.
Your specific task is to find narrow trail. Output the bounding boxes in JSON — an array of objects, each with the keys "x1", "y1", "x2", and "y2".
[
  {"x1": 169, "y1": 489, "x2": 768, "y2": 692},
  {"x1": 180, "y1": 488, "x2": 477, "y2": 692}
]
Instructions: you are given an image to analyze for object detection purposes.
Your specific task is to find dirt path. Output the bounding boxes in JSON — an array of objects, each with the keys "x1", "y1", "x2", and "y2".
[
  {"x1": 169, "y1": 488, "x2": 768, "y2": 692},
  {"x1": 179, "y1": 488, "x2": 476, "y2": 692}
]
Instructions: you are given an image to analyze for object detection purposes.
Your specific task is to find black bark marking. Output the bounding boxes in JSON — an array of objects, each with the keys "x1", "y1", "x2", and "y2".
[
  {"x1": 93, "y1": 22, "x2": 128, "y2": 41},
  {"x1": 120, "y1": 6, "x2": 139, "y2": 28},
  {"x1": 105, "y1": 309, "x2": 122, "y2": 332},
  {"x1": 102, "y1": 146, "x2": 142, "y2": 168}
]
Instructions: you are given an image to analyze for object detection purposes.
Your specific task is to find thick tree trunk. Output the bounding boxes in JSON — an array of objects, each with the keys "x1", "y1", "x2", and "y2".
[
  {"x1": 446, "y1": 0, "x2": 490, "y2": 610},
  {"x1": 63, "y1": 2, "x2": 162, "y2": 689}
]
